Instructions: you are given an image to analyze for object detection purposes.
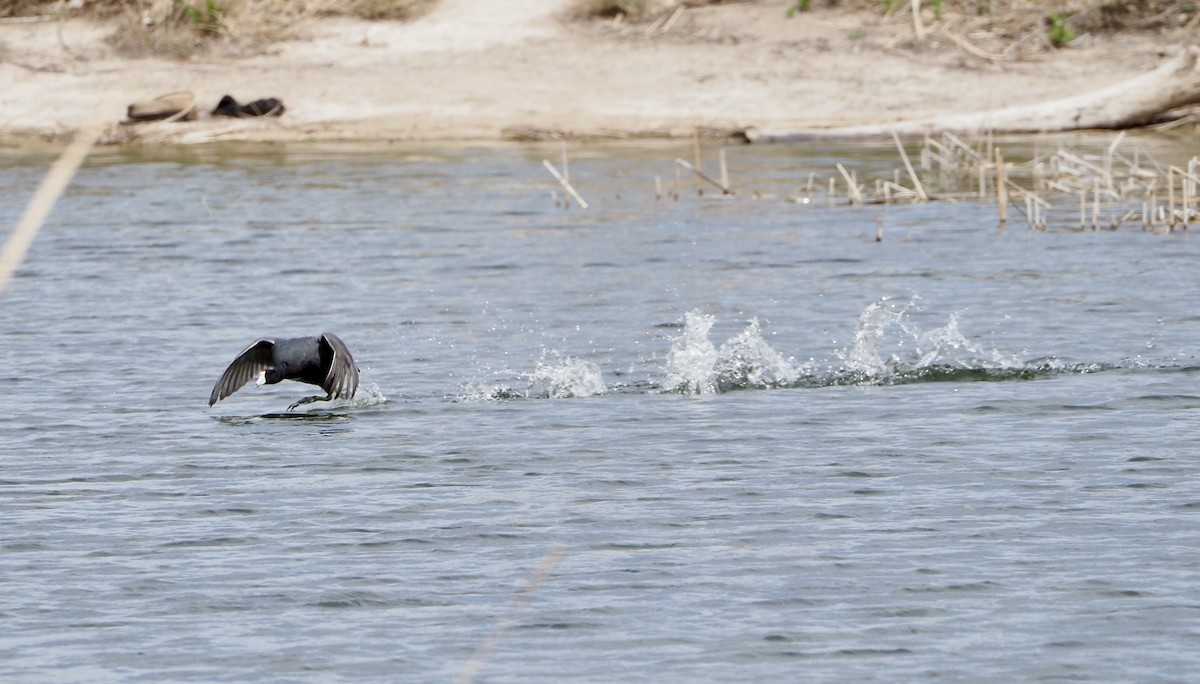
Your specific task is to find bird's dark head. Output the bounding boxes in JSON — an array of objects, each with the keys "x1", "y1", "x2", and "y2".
[{"x1": 263, "y1": 367, "x2": 286, "y2": 385}]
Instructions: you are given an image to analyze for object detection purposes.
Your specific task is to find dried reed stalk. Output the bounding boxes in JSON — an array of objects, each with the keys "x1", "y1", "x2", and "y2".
[
  {"x1": 836, "y1": 163, "x2": 864, "y2": 204},
  {"x1": 1, "y1": 113, "x2": 108, "y2": 296},
  {"x1": 675, "y1": 158, "x2": 733, "y2": 195},
  {"x1": 457, "y1": 544, "x2": 566, "y2": 684},
  {"x1": 543, "y1": 159, "x2": 588, "y2": 208},
  {"x1": 892, "y1": 131, "x2": 928, "y2": 201},
  {"x1": 996, "y1": 147, "x2": 1008, "y2": 227}
]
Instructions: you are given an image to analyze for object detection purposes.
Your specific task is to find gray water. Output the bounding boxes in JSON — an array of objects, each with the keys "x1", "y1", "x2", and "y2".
[{"x1": 2, "y1": 139, "x2": 1199, "y2": 683}]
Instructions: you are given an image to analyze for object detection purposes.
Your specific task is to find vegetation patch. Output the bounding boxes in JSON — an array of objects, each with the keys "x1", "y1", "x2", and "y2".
[
  {"x1": 578, "y1": 0, "x2": 1196, "y2": 57},
  {"x1": 7, "y1": 0, "x2": 436, "y2": 58}
]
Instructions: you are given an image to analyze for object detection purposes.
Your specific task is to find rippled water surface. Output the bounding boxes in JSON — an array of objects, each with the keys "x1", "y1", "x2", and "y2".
[{"x1": 3, "y1": 139, "x2": 1200, "y2": 682}]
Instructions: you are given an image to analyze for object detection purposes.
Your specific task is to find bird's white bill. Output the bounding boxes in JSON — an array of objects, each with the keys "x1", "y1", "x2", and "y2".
[{"x1": 256, "y1": 370, "x2": 267, "y2": 386}]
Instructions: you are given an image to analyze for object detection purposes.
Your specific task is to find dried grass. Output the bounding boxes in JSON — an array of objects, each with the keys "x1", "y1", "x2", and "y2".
[
  {"x1": 856, "y1": 2, "x2": 1192, "y2": 61},
  {"x1": 9, "y1": 0, "x2": 435, "y2": 58},
  {"x1": 572, "y1": 0, "x2": 733, "y2": 21},
  {"x1": 8, "y1": 1, "x2": 1194, "y2": 59},
  {"x1": 575, "y1": 0, "x2": 1196, "y2": 58}
]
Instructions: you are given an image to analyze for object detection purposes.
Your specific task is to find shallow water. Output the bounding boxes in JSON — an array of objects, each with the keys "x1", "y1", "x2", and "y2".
[{"x1": 2, "y1": 138, "x2": 1199, "y2": 682}]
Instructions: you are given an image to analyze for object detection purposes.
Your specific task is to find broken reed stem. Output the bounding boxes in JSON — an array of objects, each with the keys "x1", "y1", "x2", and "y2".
[
  {"x1": 675, "y1": 158, "x2": 734, "y2": 195},
  {"x1": 693, "y1": 126, "x2": 703, "y2": 194},
  {"x1": 1104, "y1": 131, "x2": 1124, "y2": 193},
  {"x1": 1, "y1": 114, "x2": 108, "y2": 296},
  {"x1": 1168, "y1": 167, "x2": 1175, "y2": 227},
  {"x1": 892, "y1": 131, "x2": 928, "y2": 201},
  {"x1": 561, "y1": 141, "x2": 569, "y2": 184},
  {"x1": 719, "y1": 149, "x2": 729, "y2": 191},
  {"x1": 1168, "y1": 165, "x2": 1200, "y2": 226},
  {"x1": 542, "y1": 159, "x2": 588, "y2": 209},
  {"x1": 995, "y1": 147, "x2": 1007, "y2": 227},
  {"x1": 1183, "y1": 170, "x2": 1192, "y2": 229},
  {"x1": 836, "y1": 163, "x2": 863, "y2": 204}
]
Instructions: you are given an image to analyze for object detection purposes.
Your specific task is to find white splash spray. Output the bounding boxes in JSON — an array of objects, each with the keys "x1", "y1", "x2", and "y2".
[
  {"x1": 456, "y1": 353, "x2": 606, "y2": 401},
  {"x1": 527, "y1": 355, "x2": 607, "y2": 398},
  {"x1": 662, "y1": 311, "x2": 720, "y2": 394},
  {"x1": 662, "y1": 311, "x2": 799, "y2": 393},
  {"x1": 346, "y1": 383, "x2": 390, "y2": 408},
  {"x1": 714, "y1": 317, "x2": 801, "y2": 390},
  {"x1": 837, "y1": 295, "x2": 1023, "y2": 380}
]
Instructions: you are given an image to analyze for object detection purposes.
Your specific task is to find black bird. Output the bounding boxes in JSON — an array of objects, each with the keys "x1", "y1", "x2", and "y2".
[{"x1": 209, "y1": 332, "x2": 359, "y2": 410}]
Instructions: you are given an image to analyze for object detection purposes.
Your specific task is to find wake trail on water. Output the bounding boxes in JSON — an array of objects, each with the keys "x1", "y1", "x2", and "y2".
[{"x1": 453, "y1": 296, "x2": 1140, "y2": 401}]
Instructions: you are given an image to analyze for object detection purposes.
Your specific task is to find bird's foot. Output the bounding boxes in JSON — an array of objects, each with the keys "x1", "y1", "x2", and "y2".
[{"x1": 287, "y1": 393, "x2": 333, "y2": 411}]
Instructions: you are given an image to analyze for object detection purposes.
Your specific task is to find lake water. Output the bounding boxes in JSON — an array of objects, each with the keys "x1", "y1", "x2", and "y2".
[{"x1": 2, "y1": 138, "x2": 1199, "y2": 683}]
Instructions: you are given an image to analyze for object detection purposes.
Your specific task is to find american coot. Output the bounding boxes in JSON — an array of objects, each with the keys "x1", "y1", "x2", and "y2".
[{"x1": 209, "y1": 332, "x2": 359, "y2": 410}]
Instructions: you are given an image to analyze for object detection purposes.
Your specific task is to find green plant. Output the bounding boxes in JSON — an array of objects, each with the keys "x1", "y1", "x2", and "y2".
[
  {"x1": 786, "y1": 0, "x2": 813, "y2": 16},
  {"x1": 178, "y1": 0, "x2": 222, "y2": 34},
  {"x1": 1047, "y1": 11, "x2": 1075, "y2": 47}
]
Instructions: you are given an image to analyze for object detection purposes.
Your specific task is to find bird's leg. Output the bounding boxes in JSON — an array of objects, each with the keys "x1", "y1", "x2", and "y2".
[{"x1": 287, "y1": 392, "x2": 332, "y2": 411}]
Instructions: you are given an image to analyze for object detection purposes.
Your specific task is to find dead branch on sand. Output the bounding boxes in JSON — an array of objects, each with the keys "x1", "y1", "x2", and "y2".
[{"x1": 749, "y1": 47, "x2": 1200, "y2": 142}]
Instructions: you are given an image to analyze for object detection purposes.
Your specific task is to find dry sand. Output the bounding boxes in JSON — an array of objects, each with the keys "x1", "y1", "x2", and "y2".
[{"x1": 0, "y1": 0, "x2": 1178, "y2": 145}]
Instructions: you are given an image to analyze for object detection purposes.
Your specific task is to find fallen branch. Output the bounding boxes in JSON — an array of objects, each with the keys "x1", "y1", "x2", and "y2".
[{"x1": 750, "y1": 47, "x2": 1200, "y2": 142}]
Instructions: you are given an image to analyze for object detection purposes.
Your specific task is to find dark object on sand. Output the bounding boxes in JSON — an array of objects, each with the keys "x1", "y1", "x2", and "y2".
[
  {"x1": 209, "y1": 332, "x2": 359, "y2": 410},
  {"x1": 126, "y1": 91, "x2": 197, "y2": 122},
  {"x1": 212, "y1": 95, "x2": 286, "y2": 118}
]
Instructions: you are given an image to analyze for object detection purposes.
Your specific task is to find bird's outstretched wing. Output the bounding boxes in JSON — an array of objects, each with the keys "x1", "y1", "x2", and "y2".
[
  {"x1": 318, "y1": 332, "x2": 360, "y2": 400},
  {"x1": 209, "y1": 338, "x2": 275, "y2": 406}
]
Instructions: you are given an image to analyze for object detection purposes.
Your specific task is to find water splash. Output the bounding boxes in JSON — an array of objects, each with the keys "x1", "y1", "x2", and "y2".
[
  {"x1": 454, "y1": 380, "x2": 525, "y2": 402},
  {"x1": 456, "y1": 353, "x2": 605, "y2": 401},
  {"x1": 713, "y1": 317, "x2": 801, "y2": 391},
  {"x1": 527, "y1": 355, "x2": 606, "y2": 398},
  {"x1": 662, "y1": 311, "x2": 720, "y2": 394},
  {"x1": 347, "y1": 383, "x2": 390, "y2": 408},
  {"x1": 456, "y1": 302, "x2": 1109, "y2": 400},
  {"x1": 839, "y1": 296, "x2": 912, "y2": 377},
  {"x1": 834, "y1": 296, "x2": 1061, "y2": 385},
  {"x1": 662, "y1": 311, "x2": 799, "y2": 394}
]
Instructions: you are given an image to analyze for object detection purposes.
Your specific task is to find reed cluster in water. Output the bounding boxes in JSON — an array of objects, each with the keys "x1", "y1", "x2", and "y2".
[{"x1": 548, "y1": 130, "x2": 1199, "y2": 236}]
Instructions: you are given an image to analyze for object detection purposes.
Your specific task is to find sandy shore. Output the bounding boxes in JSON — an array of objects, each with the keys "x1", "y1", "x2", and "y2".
[{"x1": 0, "y1": 0, "x2": 1178, "y2": 145}]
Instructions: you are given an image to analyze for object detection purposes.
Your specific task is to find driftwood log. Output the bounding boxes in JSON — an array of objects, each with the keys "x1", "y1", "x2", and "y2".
[{"x1": 748, "y1": 47, "x2": 1200, "y2": 142}]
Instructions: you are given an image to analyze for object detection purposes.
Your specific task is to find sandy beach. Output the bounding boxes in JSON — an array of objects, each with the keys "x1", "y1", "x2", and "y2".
[{"x1": 0, "y1": 0, "x2": 1181, "y2": 145}]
